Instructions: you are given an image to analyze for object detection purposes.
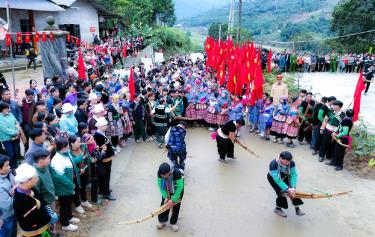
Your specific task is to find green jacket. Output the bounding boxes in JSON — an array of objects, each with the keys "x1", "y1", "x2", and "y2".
[
  {"x1": 70, "y1": 144, "x2": 92, "y2": 185},
  {"x1": 34, "y1": 165, "x2": 56, "y2": 205},
  {"x1": 0, "y1": 113, "x2": 18, "y2": 141},
  {"x1": 50, "y1": 152, "x2": 75, "y2": 196},
  {"x1": 157, "y1": 169, "x2": 184, "y2": 203}
]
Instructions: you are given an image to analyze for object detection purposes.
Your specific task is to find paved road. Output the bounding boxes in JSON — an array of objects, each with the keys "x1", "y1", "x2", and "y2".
[
  {"x1": 90, "y1": 128, "x2": 375, "y2": 237},
  {"x1": 298, "y1": 72, "x2": 374, "y2": 130}
]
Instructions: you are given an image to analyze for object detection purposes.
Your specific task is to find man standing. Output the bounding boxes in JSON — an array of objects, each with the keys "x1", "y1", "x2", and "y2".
[
  {"x1": 93, "y1": 117, "x2": 116, "y2": 201},
  {"x1": 165, "y1": 121, "x2": 187, "y2": 171},
  {"x1": 130, "y1": 94, "x2": 149, "y2": 143},
  {"x1": 364, "y1": 64, "x2": 374, "y2": 95},
  {"x1": 24, "y1": 128, "x2": 48, "y2": 165},
  {"x1": 0, "y1": 155, "x2": 17, "y2": 237},
  {"x1": 21, "y1": 89, "x2": 36, "y2": 151},
  {"x1": 26, "y1": 48, "x2": 38, "y2": 72},
  {"x1": 215, "y1": 119, "x2": 248, "y2": 163},
  {"x1": 271, "y1": 75, "x2": 288, "y2": 106},
  {"x1": 298, "y1": 92, "x2": 315, "y2": 145},
  {"x1": 157, "y1": 162, "x2": 184, "y2": 232},
  {"x1": 330, "y1": 50, "x2": 338, "y2": 73},
  {"x1": 310, "y1": 96, "x2": 327, "y2": 154},
  {"x1": 268, "y1": 151, "x2": 305, "y2": 218},
  {"x1": 318, "y1": 100, "x2": 345, "y2": 162},
  {"x1": 74, "y1": 98, "x2": 88, "y2": 124}
]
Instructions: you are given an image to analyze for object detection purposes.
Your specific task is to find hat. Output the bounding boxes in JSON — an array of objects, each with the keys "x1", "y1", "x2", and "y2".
[
  {"x1": 95, "y1": 117, "x2": 108, "y2": 128},
  {"x1": 93, "y1": 103, "x2": 104, "y2": 114},
  {"x1": 276, "y1": 75, "x2": 283, "y2": 79},
  {"x1": 89, "y1": 92, "x2": 98, "y2": 101},
  {"x1": 62, "y1": 103, "x2": 74, "y2": 113},
  {"x1": 15, "y1": 163, "x2": 37, "y2": 184},
  {"x1": 90, "y1": 74, "x2": 98, "y2": 80}
]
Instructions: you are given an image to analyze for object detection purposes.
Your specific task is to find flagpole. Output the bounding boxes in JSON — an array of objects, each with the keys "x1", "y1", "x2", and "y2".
[{"x1": 6, "y1": 0, "x2": 16, "y2": 98}]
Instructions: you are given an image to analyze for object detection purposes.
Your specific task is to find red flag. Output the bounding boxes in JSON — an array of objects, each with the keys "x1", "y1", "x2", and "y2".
[
  {"x1": 25, "y1": 33, "x2": 30, "y2": 44},
  {"x1": 66, "y1": 34, "x2": 71, "y2": 43},
  {"x1": 77, "y1": 48, "x2": 86, "y2": 80},
  {"x1": 34, "y1": 32, "x2": 40, "y2": 42},
  {"x1": 16, "y1": 32, "x2": 22, "y2": 44},
  {"x1": 41, "y1": 32, "x2": 47, "y2": 42},
  {"x1": 267, "y1": 48, "x2": 273, "y2": 74},
  {"x1": 49, "y1": 31, "x2": 54, "y2": 41},
  {"x1": 216, "y1": 64, "x2": 226, "y2": 86},
  {"x1": 129, "y1": 68, "x2": 135, "y2": 102},
  {"x1": 250, "y1": 54, "x2": 264, "y2": 105},
  {"x1": 352, "y1": 71, "x2": 365, "y2": 122},
  {"x1": 5, "y1": 33, "x2": 11, "y2": 47},
  {"x1": 75, "y1": 37, "x2": 80, "y2": 46}
]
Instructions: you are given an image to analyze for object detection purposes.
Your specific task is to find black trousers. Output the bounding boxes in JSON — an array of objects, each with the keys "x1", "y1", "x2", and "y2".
[
  {"x1": 21, "y1": 123, "x2": 31, "y2": 152},
  {"x1": 59, "y1": 195, "x2": 74, "y2": 226},
  {"x1": 332, "y1": 137, "x2": 348, "y2": 168},
  {"x1": 267, "y1": 174, "x2": 303, "y2": 209},
  {"x1": 216, "y1": 134, "x2": 234, "y2": 160},
  {"x1": 99, "y1": 160, "x2": 112, "y2": 196},
  {"x1": 365, "y1": 81, "x2": 371, "y2": 93},
  {"x1": 27, "y1": 59, "x2": 37, "y2": 70},
  {"x1": 91, "y1": 164, "x2": 100, "y2": 202},
  {"x1": 168, "y1": 151, "x2": 187, "y2": 170},
  {"x1": 298, "y1": 121, "x2": 312, "y2": 143},
  {"x1": 73, "y1": 173, "x2": 88, "y2": 207},
  {"x1": 319, "y1": 129, "x2": 334, "y2": 159},
  {"x1": 158, "y1": 192, "x2": 183, "y2": 225}
]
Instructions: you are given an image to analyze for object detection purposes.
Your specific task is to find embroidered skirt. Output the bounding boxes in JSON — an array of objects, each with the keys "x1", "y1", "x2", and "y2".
[{"x1": 205, "y1": 112, "x2": 218, "y2": 124}]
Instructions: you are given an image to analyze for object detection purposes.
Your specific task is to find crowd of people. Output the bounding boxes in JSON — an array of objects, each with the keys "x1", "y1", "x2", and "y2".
[
  {"x1": 269, "y1": 50, "x2": 375, "y2": 74},
  {"x1": 0, "y1": 33, "x2": 374, "y2": 236}
]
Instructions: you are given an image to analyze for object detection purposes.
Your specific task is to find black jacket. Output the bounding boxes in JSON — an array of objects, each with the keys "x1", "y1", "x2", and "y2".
[{"x1": 75, "y1": 108, "x2": 88, "y2": 124}]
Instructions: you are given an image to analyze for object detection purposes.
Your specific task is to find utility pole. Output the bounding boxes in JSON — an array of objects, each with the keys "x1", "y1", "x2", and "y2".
[
  {"x1": 219, "y1": 24, "x2": 222, "y2": 45},
  {"x1": 228, "y1": 0, "x2": 235, "y2": 40},
  {"x1": 237, "y1": 0, "x2": 242, "y2": 43},
  {"x1": 6, "y1": 0, "x2": 16, "y2": 97}
]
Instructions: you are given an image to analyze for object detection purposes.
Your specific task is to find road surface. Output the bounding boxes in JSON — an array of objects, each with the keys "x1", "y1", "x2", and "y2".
[{"x1": 90, "y1": 128, "x2": 375, "y2": 237}]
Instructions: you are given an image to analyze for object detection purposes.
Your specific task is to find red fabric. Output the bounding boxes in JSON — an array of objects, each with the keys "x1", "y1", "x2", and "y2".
[
  {"x1": 34, "y1": 32, "x2": 40, "y2": 42},
  {"x1": 66, "y1": 34, "x2": 71, "y2": 43},
  {"x1": 122, "y1": 46, "x2": 127, "y2": 58},
  {"x1": 352, "y1": 71, "x2": 365, "y2": 122},
  {"x1": 16, "y1": 32, "x2": 22, "y2": 44},
  {"x1": 77, "y1": 48, "x2": 86, "y2": 80},
  {"x1": 75, "y1": 37, "x2": 80, "y2": 46},
  {"x1": 129, "y1": 68, "x2": 135, "y2": 102},
  {"x1": 25, "y1": 33, "x2": 30, "y2": 44},
  {"x1": 267, "y1": 48, "x2": 273, "y2": 74},
  {"x1": 41, "y1": 32, "x2": 47, "y2": 42},
  {"x1": 5, "y1": 33, "x2": 11, "y2": 47},
  {"x1": 49, "y1": 31, "x2": 54, "y2": 41},
  {"x1": 216, "y1": 64, "x2": 226, "y2": 86},
  {"x1": 250, "y1": 50, "x2": 264, "y2": 106}
]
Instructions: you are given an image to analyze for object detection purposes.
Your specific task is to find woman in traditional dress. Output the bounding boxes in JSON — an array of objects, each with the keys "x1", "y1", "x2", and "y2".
[
  {"x1": 282, "y1": 97, "x2": 301, "y2": 148},
  {"x1": 195, "y1": 86, "x2": 208, "y2": 121},
  {"x1": 217, "y1": 89, "x2": 229, "y2": 126},
  {"x1": 184, "y1": 86, "x2": 197, "y2": 120},
  {"x1": 228, "y1": 95, "x2": 244, "y2": 121},
  {"x1": 248, "y1": 93, "x2": 267, "y2": 133},
  {"x1": 106, "y1": 94, "x2": 123, "y2": 151},
  {"x1": 271, "y1": 96, "x2": 290, "y2": 144},
  {"x1": 258, "y1": 97, "x2": 274, "y2": 140},
  {"x1": 206, "y1": 91, "x2": 220, "y2": 131}
]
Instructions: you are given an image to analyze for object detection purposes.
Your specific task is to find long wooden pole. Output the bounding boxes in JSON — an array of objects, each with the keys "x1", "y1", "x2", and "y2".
[{"x1": 6, "y1": 0, "x2": 16, "y2": 98}]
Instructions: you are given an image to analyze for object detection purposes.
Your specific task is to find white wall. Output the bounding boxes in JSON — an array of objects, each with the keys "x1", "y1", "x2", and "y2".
[{"x1": 34, "y1": 0, "x2": 99, "y2": 42}]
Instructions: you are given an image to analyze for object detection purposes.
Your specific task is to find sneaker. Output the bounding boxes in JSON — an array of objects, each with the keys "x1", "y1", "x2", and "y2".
[
  {"x1": 62, "y1": 224, "x2": 78, "y2": 232},
  {"x1": 218, "y1": 158, "x2": 228, "y2": 163},
  {"x1": 325, "y1": 161, "x2": 336, "y2": 166},
  {"x1": 272, "y1": 139, "x2": 278, "y2": 143},
  {"x1": 274, "y1": 208, "x2": 287, "y2": 218},
  {"x1": 312, "y1": 150, "x2": 318, "y2": 155},
  {"x1": 68, "y1": 217, "x2": 80, "y2": 224},
  {"x1": 296, "y1": 208, "x2": 305, "y2": 216},
  {"x1": 265, "y1": 137, "x2": 270, "y2": 141},
  {"x1": 170, "y1": 224, "x2": 179, "y2": 232},
  {"x1": 74, "y1": 205, "x2": 85, "y2": 214},
  {"x1": 318, "y1": 156, "x2": 324, "y2": 162},
  {"x1": 286, "y1": 142, "x2": 295, "y2": 148},
  {"x1": 81, "y1": 201, "x2": 93, "y2": 208},
  {"x1": 208, "y1": 127, "x2": 215, "y2": 132},
  {"x1": 158, "y1": 143, "x2": 164, "y2": 148},
  {"x1": 103, "y1": 195, "x2": 116, "y2": 201},
  {"x1": 157, "y1": 222, "x2": 166, "y2": 230},
  {"x1": 135, "y1": 139, "x2": 140, "y2": 143},
  {"x1": 278, "y1": 140, "x2": 284, "y2": 144},
  {"x1": 145, "y1": 138, "x2": 152, "y2": 142},
  {"x1": 227, "y1": 156, "x2": 237, "y2": 159}
]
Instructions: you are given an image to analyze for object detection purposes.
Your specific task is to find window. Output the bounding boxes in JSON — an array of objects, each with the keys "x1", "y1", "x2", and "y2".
[
  {"x1": 59, "y1": 24, "x2": 81, "y2": 38},
  {"x1": 20, "y1": 19, "x2": 31, "y2": 32}
]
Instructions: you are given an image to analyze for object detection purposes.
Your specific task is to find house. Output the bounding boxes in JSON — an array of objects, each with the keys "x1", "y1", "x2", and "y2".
[{"x1": 0, "y1": 0, "x2": 117, "y2": 47}]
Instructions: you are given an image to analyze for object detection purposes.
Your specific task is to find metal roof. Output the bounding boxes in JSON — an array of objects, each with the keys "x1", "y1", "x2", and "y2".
[{"x1": 0, "y1": 0, "x2": 65, "y2": 11}]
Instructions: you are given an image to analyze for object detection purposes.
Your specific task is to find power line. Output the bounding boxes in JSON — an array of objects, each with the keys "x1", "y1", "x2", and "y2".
[{"x1": 263, "y1": 29, "x2": 375, "y2": 45}]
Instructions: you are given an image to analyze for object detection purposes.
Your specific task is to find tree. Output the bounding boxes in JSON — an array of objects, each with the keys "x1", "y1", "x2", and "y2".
[
  {"x1": 208, "y1": 22, "x2": 229, "y2": 40},
  {"x1": 331, "y1": 0, "x2": 375, "y2": 53}
]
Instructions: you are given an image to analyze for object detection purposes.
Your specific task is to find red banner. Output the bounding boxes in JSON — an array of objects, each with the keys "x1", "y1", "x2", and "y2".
[
  {"x1": 5, "y1": 33, "x2": 11, "y2": 47},
  {"x1": 34, "y1": 32, "x2": 40, "y2": 42},
  {"x1": 16, "y1": 32, "x2": 22, "y2": 44},
  {"x1": 42, "y1": 32, "x2": 47, "y2": 42}
]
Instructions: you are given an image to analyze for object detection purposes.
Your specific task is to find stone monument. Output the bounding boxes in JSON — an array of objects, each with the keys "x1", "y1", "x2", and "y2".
[{"x1": 38, "y1": 16, "x2": 69, "y2": 81}]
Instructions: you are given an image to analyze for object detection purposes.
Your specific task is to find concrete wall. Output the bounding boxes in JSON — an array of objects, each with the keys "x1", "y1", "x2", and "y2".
[
  {"x1": 34, "y1": 0, "x2": 99, "y2": 42},
  {"x1": 0, "y1": 0, "x2": 99, "y2": 48}
]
